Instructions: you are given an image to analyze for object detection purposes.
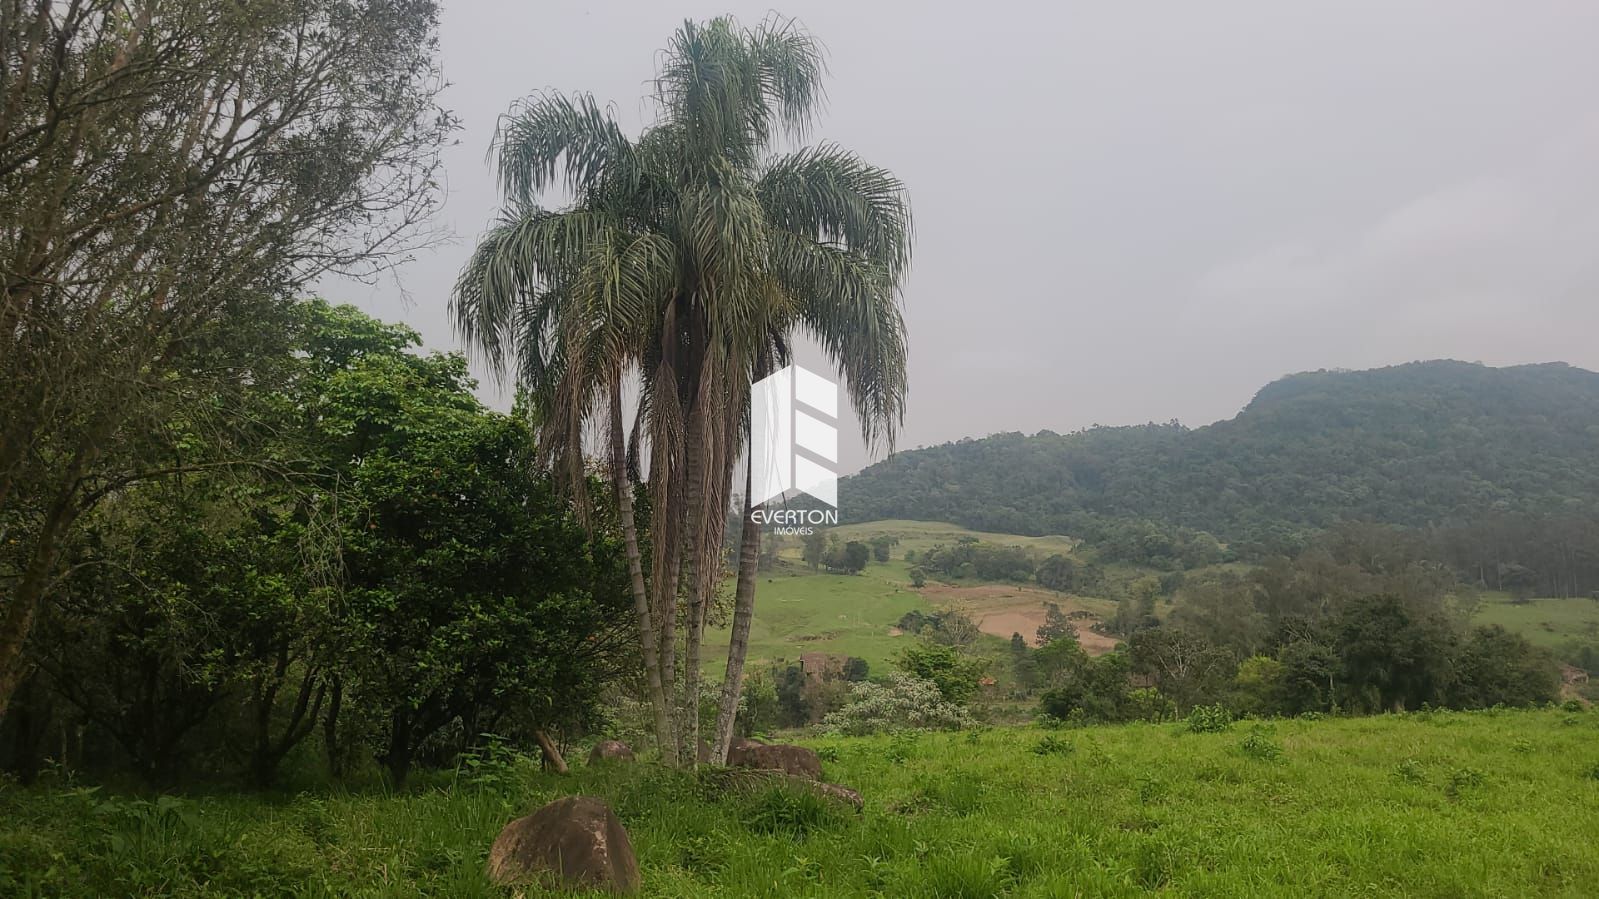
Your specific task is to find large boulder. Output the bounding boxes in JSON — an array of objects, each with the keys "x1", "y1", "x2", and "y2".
[
  {"x1": 727, "y1": 741, "x2": 823, "y2": 780},
  {"x1": 587, "y1": 740, "x2": 635, "y2": 764},
  {"x1": 486, "y1": 796, "x2": 640, "y2": 894}
]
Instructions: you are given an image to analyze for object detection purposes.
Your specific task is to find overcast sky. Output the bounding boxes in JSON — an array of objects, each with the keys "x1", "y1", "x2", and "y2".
[{"x1": 333, "y1": 1, "x2": 1599, "y2": 475}]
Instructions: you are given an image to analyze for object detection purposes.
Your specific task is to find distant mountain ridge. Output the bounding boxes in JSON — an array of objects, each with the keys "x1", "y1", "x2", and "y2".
[{"x1": 839, "y1": 360, "x2": 1599, "y2": 551}]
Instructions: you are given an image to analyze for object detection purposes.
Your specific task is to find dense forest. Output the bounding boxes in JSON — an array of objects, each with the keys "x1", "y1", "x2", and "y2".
[{"x1": 843, "y1": 361, "x2": 1599, "y2": 593}]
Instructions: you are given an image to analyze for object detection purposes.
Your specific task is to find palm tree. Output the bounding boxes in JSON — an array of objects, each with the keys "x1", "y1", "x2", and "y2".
[{"x1": 452, "y1": 15, "x2": 911, "y2": 766}]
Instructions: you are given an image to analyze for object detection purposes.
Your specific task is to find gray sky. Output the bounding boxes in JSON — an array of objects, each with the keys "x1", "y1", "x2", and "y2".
[{"x1": 334, "y1": 1, "x2": 1599, "y2": 475}]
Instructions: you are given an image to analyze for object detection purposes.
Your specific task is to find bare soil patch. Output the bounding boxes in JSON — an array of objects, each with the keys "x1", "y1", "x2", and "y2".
[{"x1": 916, "y1": 582, "x2": 1119, "y2": 655}]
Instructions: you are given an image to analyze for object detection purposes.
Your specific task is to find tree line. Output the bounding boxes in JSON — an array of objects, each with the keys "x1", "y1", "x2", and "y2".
[
  {"x1": 1, "y1": 304, "x2": 634, "y2": 786},
  {"x1": 1010, "y1": 525, "x2": 1563, "y2": 723},
  {"x1": 2, "y1": 1, "x2": 452, "y2": 744}
]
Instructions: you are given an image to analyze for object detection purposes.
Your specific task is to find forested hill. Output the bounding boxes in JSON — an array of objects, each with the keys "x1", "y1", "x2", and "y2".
[{"x1": 840, "y1": 361, "x2": 1599, "y2": 552}]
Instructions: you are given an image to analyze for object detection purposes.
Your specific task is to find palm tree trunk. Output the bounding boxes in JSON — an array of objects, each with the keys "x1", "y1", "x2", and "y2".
[
  {"x1": 609, "y1": 380, "x2": 674, "y2": 765},
  {"x1": 711, "y1": 457, "x2": 761, "y2": 764},
  {"x1": 679, "y1": 352, "x2": 723, "y2": 767},
  {"x1": 652, "y1": 450, "x2": 683, "y2": 766}
]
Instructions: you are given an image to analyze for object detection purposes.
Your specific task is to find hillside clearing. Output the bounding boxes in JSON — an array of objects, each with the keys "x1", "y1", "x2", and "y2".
[{"x1": 1475, "y1": 596, "x2": 1599, "y2": 649}]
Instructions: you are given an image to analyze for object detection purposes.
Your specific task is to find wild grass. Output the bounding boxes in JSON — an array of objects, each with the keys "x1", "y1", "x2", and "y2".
[{"x1": 4, "y1": 707, "x2": 1597, "y2": 897}]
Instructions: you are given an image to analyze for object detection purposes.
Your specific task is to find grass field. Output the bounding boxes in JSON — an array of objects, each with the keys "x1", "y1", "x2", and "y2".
[
  {"x1": 704, "y1": 566, "x2": 928, "y2": 674},
  {"x1": 1473, "y1": 595, "x2": 1599, "y2": 649},
  {"x1": 703, "y1": 520, "x2": 1114, "y2": 679},
  {"x1": 4, "y1": 707, "x2": 1597, "y2": 897}
]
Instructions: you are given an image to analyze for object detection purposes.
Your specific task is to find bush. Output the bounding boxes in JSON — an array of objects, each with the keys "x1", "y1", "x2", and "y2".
[
  {"x1": 1186, "y1": 705, "x2": 1233, "y2": 734},
  {"x1": 1445, "y1": 767, "x2": 1486, "y2": 800},
  {"x1": 1239, "y1": 727, "x2": 1282, "y2": 761},
  {"x1": 1032, "y1": 735, "x2": 1076, "y2": 756},
  {"x1": 1126, "y1": 687, "x2": 1176, "y2": 723},
  {"x1": 1231, "y1": 655, "x2": 1288, "y2": 717},
  {"x1": 1448, "y1": 626, "x2": 1559, "y2": 709},
  {"x1": 1035, "y1": 647, "x2": 1139, "y2": 724},
  {"x1": 894, "y1": 642, "x2": 985, "y2": 704},
  {"x1": 823, "y1": 673, "x2": 973, "y2": 736}
]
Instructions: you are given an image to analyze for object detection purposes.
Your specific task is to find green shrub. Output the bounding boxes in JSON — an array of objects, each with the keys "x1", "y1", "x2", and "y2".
[
  {"x1": 1032, "y1": 735, "x2": 1076, "y2": 756},
  {"x1": 1186, "y1": 705, "x2": 1233, "y2": 733},
  {"x1": 1231, "y1": 655, "x2": 1289, "y2": 716},
  {"x1": 1126, "y1": 687, "x2": 1176, "y2": 723},
  {"x1": 1135, "y1": 775, "x2": 1169, "y2": 804},
  {"x1": 1445, "y1": 767, "x2": 1486, "y2": 800},
  {"x1": 1240, "y1": 727, "x2": 1282, "y2": 761},
  {"x1": 893, "y1": 641, "x2": 986, "y2": 704}
]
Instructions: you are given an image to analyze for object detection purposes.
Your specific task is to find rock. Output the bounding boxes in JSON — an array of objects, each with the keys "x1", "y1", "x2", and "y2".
[
  {"x1": 807, "y1": 780, "x2": 864, "y2": 812},
  {"x1": 707, "y1": 768, "x2": 864, "y2": 813},
  {"x1": 587, "y1": 740, "x2": 635, "y2": 764},
  {"x1": 727, "y1": 741, "x2": 822, "y2": 780},
  {"x1": 486, "y1": 796, "x2": 640, "y2": 894}
]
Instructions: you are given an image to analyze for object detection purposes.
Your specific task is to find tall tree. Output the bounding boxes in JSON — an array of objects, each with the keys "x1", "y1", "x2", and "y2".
[
  {"x1": 0, "y1": 0, "x2": 452, "y2": 722},
  {"x1": 452, "y1": 16, "x2": 911, "y2": 765}
]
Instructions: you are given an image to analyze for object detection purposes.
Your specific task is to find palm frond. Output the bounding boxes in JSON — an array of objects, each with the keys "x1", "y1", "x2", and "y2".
[
  {"x1": 767, "y1": 232, "x2": 908, "y2": 451},
  {"x1": 493, "y1": 93, "x2": 639, "y2": 205},
  {"x1": 758, "y1": 143, "x2": 912, "y2": 280}
]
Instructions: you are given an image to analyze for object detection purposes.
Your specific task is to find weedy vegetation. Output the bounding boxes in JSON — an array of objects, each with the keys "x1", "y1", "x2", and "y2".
[{"x1": 3, "y1": 707, "x2": 1597, "y2": 897}]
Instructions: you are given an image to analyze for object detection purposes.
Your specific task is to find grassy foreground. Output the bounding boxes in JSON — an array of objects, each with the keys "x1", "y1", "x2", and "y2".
[{"x1": 4, "y1": 708, "x2": 1598, "y2": 897}]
